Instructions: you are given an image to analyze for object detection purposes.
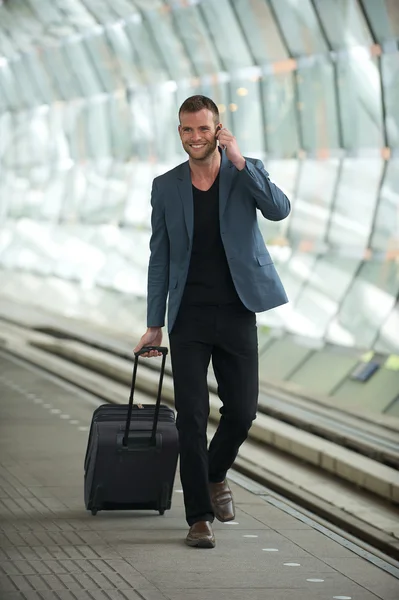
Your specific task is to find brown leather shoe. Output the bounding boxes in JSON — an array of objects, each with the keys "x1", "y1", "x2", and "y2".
[
  {"x1": 209, "y1": 479, "x2": 235, "y2": 522},
  {"x1": 185, "y1": 521, "x2": 215, "y2": 548}
]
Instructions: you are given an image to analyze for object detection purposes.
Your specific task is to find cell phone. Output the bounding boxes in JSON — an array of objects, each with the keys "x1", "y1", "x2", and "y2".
[{"x1": 216, "y1": 124, "x2": 225, "y2": 149}]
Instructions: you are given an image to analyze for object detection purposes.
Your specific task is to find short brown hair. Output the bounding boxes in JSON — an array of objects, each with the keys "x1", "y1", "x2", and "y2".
[{"x1": 179, "y1": 95, "x2": 219, "y2": 125}]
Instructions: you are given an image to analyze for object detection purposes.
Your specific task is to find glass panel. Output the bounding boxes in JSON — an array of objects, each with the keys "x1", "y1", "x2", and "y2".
[
  {"x1": 289, "y1": 159, "x2": 340, "y2": 243},
  {"x1": 314, "y1": 0, "x2": 373, "y2": 49},
  {"x1": 259, "y1": 252, "x2": 319, "y2": 333},
  {"x1": 47, "y1": 104, "x2": 70, "y2": 167},
  {"x1": 29, "y1": 108, "x2": 52, "y2": 168},
  {"x1": 129, "y1": 87, "x2": 155, "y2": 162},
  {"x1": 13, "y1": 167, "x2": 38, "y2": 219},
  {"x1": 71, "y1": 0, "x2": 117, "y2": 24},
  {"x1": 0, "y1": 73, "x2": 8, "y2": 113},
  {"x1": 10, "y1": 56, "x2": 41, "y2": 109},
  {"x1": 375, "y1": 301, "x2": 399, "y2": 353},
  {"x1": 370, "y1": 159, "x2": 399, "y2": 254},
  {"x1": 0, "y1": 27, "x2": 18, "y2": 58},
  {"x1": 258, "y1": 159, "x2": 298, "y2": 245},
  {"x1": 0, "y1": 112, "x2": 16, "y2": 176},
  {"x1": 361, "y1": 0, "x2": 399, "y2": 43},
  {"x1": 229, "y1": 79, "x2": 264, "y2": 156},
  {"x1": 79, "y1": 160, "x2": 112, "y2": 222},
  {"x1": 0, "y1": 117, "x2": 12, "y2": 218},
  {"x1": 125, "y1": 16, "x2": 168, "y2": 84},
  {"x1": 270, "y1": 0, "x2": 328, "y2": 56},
  {"x1": 382, "y1": 53, "x2": 399, "y2": 149},
  {"x1": 200, "y1": 0, "x2": 254, "y2": 70},
  {"x1": 143, "y1": 5, "x2": 193, "y2": 80},
  {"x1": 151, "y1": 84, "x2": 180, "y2": 164},
  {"x1": 94, "y1": 227, "x2": 149, "y2": 296},
  {"x1": 64, "y1": 101, "x2": 90, "y2": 162},
  {"x1": 123, "y1": 163, "x2": 155, "y2": 227},
  {"x1": 101, "y1": 161, "x2": 131, "y2": 224},
  {"x1": 284, "y1": 252, "x2": 319, "y2": 302},
  {"x1": 41, "y1": 167, "x2": 68, "y2": 222},
  {"x1": 336, "y1": 55, "x2": 384, "y2": 150},
  {"x1": 86, "y1": 99, "x2": 112, "y2": 159},
  {"x1": 297, "y1": 59, "x2": 339, "y2": 152},
  {"x1": 170, "y1": 2, "x2": 220, "y2": 75},
  {"x1": 328, "y1": 158, "x2": 383, "y2": 249},
  {"x1": 52, "y1": 0, "x2": 95, "y2": 30},
  {"x1": 42, "y1": 45, "x2": 80, "y2": 101},
  {"x1": 108, "y1": 94, "x2": 131, "y2": 162},
  {"x1": 231, "y1": 0, "x2": 288, "y2": 62},
  {"x1": 13, "y1": 111, "x2": 35, "y2": 171},
  {"x1": 60, "y1": 165, "x2": 86, "y2": 223},
  {"x1": 24, "y1": 51, "x2": 57, "y2": 104},
  {"x1": 293, "y1": 254, "x2": 360, "y2": 338},
  {"x1": 4, "y1": 172, "x2": 24, "y2": 220},
  {"x1": 105, "y1": 23, "x2": 142, "y2": 86},
  {"x1": 63, "y1": 39, "x2": 102, "y2": 97},
  {"x1": 84, "y1": 32, "x2": 124, "y2": 94},
  {"x1": 262, "y1": 73, "x2": 299, "y2": 157},
  {"x1": 0, "y1": 62, "x2": 23, "y2": 110},
  {"x1": 328, "y1": 259, "x2": 399, "y2": 348},
  {"x1": 52, "y1": 224, "x2": 106, "y2": 284}
]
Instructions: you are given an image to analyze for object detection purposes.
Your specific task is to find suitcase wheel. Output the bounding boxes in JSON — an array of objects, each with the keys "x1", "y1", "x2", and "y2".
[
  {"x1": 91, "y1": 508, "x2": 98, "y2": 516},
  {"x1": 159, "y1": 509, "x2": 165, "y2": 516}
]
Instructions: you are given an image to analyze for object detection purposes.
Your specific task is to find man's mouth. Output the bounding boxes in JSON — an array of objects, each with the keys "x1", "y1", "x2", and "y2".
[{"x1": 190, "y1": 144, "x2": 206, "y2": 149}]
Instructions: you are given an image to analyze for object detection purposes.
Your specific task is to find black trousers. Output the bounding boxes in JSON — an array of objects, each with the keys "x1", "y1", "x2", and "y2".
[{"x1": 169, "y1": 302, "x2": 259, "y2": 526}]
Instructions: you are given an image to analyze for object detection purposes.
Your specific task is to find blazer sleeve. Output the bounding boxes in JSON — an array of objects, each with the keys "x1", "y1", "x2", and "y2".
[
  {"x1": 239, "y1": 158, "x2": 291, "y2": 221},
  {"x1": 146, "y1": 179, "x2": 170, "y2": 328}
]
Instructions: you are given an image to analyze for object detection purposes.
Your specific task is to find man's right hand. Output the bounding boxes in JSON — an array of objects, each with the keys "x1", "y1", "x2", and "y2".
[{"x1": 133, "y1": 327, "x2": 163, "y2": 358}]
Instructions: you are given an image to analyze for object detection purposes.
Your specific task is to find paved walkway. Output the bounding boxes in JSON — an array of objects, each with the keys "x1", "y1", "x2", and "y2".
[{"x1": 1, "y1": 352, "x2": 398, "y2": 600}]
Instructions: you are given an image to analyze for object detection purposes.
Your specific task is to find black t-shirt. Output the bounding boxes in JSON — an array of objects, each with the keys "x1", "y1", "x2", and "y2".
[{"x1": 181, "y1": 173, "x2": 242, "y2": 307}]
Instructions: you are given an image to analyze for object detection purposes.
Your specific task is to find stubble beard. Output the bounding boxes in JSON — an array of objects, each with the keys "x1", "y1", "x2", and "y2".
[{"x1": 183, "y1": 138, "x2": 218, "y2": 162}]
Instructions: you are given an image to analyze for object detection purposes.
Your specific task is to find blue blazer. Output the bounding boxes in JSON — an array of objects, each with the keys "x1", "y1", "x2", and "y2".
[{"x1": 147, "y1": 150, "x2": 290, "y2": 334}]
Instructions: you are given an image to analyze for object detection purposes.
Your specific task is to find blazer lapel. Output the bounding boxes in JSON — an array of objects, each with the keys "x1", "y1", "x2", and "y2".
[
  {"x1": 177, "y1": 161, "x2": 193, "y2": 242},
  {"x1": 219, "y1": 149, "x2": 235, "y2": 219}
]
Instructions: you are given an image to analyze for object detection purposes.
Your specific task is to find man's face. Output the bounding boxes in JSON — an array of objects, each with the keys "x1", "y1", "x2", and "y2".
[{"x1": 178, "y1": 108, "x2": 220, "y2": 161}]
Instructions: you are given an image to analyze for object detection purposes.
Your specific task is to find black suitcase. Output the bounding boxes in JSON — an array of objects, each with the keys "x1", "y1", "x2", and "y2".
[{"x1": 84, "y1": 346, "x2": 179, "y2": 516}]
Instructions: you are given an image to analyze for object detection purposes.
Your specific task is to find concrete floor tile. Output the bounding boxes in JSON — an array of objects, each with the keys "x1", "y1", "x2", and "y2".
[
  {"x1": 277, "y1": 529, "x2": 356, "y2": 557},
  {"x1": 125, "y1": 548, "x2": 334, "y2": 573},
  {"x1": 237, "y1": 504, "x2": 312, "y2": 529},
  {"x1": 161, "y1": 590, "x2": 380, "y2": 600},
  {"x1": 140, "y1": 569, "x2": 366, "y2": 590},
  {"x1": 321, "y1": 557, "x2": 399, "y2": 599}
]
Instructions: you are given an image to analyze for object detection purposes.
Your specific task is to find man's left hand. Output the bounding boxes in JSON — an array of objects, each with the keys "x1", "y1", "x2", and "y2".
[{"x1": 216, "y1": 128, "x2": 246, "y2": 171}]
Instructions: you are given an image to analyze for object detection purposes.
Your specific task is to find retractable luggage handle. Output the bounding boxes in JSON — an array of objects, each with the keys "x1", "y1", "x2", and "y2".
[{"x1": 123, "y1": 346, "x2": 169, "y2": 447}]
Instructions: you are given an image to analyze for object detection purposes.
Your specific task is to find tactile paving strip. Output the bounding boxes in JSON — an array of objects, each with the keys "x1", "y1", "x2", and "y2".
[{"x1": 0, "y1": 355, "x2": 166, "y2": 600}]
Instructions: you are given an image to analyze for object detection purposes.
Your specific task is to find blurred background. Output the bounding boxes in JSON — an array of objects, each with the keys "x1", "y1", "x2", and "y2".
[{"x1": 0, "y1": 0, "x2": 398, "y2": 417}]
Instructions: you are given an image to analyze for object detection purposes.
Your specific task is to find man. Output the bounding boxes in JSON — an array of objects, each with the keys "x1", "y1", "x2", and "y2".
[{"x1": 134, "y1": 95, "x2": 290, "y2": 548}]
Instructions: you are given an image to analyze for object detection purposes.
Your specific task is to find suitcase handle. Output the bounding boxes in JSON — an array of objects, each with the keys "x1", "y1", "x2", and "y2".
[
  {"x1": 123, "y1": 348, "x2": 168, "y2": 447},
  {"x1": 134, "y1": 346, "x2": 169, "y2": 357}
]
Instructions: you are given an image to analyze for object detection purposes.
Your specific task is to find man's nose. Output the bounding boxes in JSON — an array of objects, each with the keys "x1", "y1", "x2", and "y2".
[{"x1": 190, "y1": 131, "x2": 202, "y2": 141}]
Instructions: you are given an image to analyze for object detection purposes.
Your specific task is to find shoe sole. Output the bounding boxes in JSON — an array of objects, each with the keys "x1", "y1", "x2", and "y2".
[
  {"x1": 211, "y1": 491, "x2": 235, "y2": 523},
  {"x1": 185, "y1": 538, "x2": 215, "y2": 549},
  {"x1": 215, "y1": 513, "x2": 235, "y2": 523}
]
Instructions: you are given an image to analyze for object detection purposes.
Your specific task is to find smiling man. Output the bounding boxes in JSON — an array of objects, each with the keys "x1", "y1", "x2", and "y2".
[{"x1": 134, "y1": 95, "x2": 290, "y2": 548}]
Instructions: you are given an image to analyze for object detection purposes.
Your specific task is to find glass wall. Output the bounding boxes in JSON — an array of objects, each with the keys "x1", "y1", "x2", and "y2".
[{"x1": 0, "y1": 0, "x2": 398, "y2": 353}]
